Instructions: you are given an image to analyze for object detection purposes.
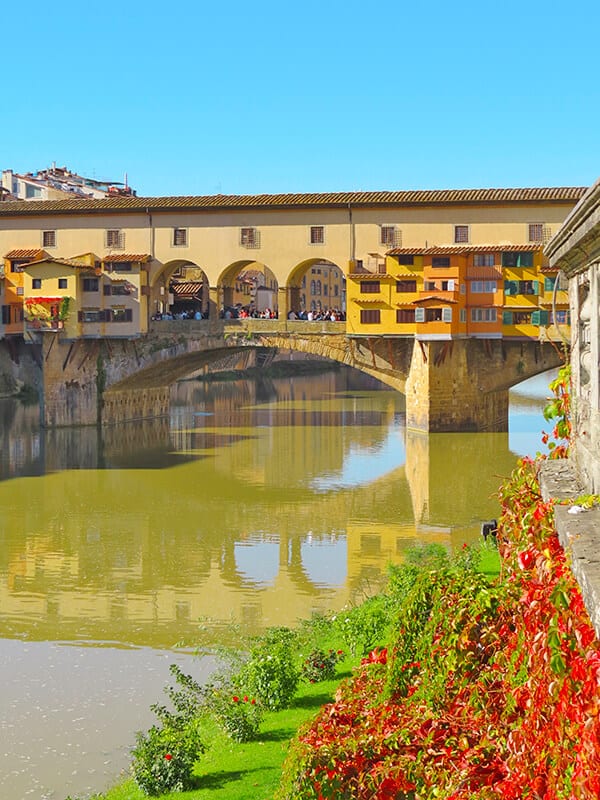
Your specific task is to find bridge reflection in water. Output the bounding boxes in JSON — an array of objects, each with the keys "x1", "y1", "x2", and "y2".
[{"x1": 0, "y1": 367, "x2": 551, "y2": 649}]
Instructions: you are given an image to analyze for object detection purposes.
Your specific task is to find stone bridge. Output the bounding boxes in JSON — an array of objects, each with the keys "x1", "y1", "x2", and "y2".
[{"x1": 39, "y1": 319, "x2": 566, "y2": 432}]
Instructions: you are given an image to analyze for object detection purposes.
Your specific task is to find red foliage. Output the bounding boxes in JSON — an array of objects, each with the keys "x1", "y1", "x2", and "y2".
[{"x1": 286, "y1": 458, "x2": 600, "y2": 799}]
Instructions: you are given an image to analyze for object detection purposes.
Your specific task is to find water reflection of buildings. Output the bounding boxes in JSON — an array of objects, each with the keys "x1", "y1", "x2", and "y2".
[{"x1": 0, "y1": 368, "x2": 546, "y2": 647}]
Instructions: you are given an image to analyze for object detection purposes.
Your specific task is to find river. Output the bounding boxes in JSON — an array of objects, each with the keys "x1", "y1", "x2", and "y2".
[{"x1": 0, "y1": 364, "x2": 556, "y2": 799}]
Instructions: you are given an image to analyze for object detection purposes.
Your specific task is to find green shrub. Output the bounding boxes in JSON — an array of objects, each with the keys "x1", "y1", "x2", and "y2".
[
  {"x1": 239, "y1": 626, "x2": 300, "y2": 710},
  {"x1": 301, "y1": 648, "x2": 343, "y2": 683},
  {"x1": 334, "y1": 595, "x2": 390, "y2": 656},
  {"x1": 211, "y1": 692, "x2": 264, "y2": 741},
  {"x1": 131, "y1": 722, "x2": 203, "y2": 796}
]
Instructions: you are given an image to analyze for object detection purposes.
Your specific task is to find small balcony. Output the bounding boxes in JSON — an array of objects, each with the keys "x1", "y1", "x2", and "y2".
[{"x1": 25, "y1": 319, "x2": 64, "y2": 332}]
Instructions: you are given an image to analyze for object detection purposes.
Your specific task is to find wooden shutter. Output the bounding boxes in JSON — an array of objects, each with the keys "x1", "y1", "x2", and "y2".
[
  {"x1": 442, "y1": 307, "x2": 452, "y2": 323},
  {"x1": 415, "y1": 307, "x2": 425, "y2": 322},
  {"x1": 502, "y1": 311, "x2": 513, "y2": 325}
]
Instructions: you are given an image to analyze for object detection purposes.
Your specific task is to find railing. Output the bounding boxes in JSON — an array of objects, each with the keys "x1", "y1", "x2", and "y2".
[
  {"x1": 148, "y1": 318, "x2": 346, "y2": 336},
  {"x1": 26, "y1": 319, "x2": 64, "y2": 332}
]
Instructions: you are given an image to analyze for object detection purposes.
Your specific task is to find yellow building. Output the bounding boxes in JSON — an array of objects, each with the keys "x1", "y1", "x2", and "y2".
[
  {"x1": 0, "y1": 186, "x2": 585, "y2": 340},
  {"x1": 22, "y1": 252, "x2": 150, "y2": 339}
]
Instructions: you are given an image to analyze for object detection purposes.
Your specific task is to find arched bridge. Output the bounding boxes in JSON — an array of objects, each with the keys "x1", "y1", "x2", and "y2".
[{"x1": 38, "y1": 319, "x2": 566, "y2": 433}]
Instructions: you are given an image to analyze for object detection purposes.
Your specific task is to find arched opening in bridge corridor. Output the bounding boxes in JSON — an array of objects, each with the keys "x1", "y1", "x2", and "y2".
[
  {"x1": 287, "y1": 258, "x2": 346, "y2": 320},
  {"x1": 218, "y1": 260, "x2": 278, "y2": 319},
  {"x1": 152, "y1": 259, "x2": 209, "y2": 320}
]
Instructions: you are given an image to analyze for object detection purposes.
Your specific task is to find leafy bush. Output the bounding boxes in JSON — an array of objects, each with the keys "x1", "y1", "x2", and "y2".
[
  {"x1": 301, "y1": 648, "x2": 343, "y2": 683},
  {"x1": 334, "y1": 594, "x2": 389, "y2": 656},
  {"x1": 211, "y1": 692, "x2": 263, "y2": 741},
  {"x1": 131, "y1": 722, "x2": 203, "y2": 796},
  {"x1": 239, "y1": 626, "x2": 300, "y2": 710}
]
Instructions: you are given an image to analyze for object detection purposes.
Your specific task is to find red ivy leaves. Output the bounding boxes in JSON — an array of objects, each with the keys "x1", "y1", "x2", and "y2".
[{"x1": 284, "y1": 457, "x2": 600, "y2": 799}]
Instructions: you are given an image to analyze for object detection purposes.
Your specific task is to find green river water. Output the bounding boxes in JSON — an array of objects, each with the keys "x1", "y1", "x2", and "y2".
[{"x1": 0, "y1": 365, "x2": 555, "y2": 799}]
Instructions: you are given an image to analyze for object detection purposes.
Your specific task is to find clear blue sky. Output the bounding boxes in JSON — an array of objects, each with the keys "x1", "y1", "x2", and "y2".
[{"x1": 4, "y1": 0, "x2": 599, "y2": 197}]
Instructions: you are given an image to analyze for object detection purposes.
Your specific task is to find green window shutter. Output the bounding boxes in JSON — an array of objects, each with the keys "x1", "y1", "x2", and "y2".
[
  {"x1": 532, "y1": 310, "x2": 541, "y2": 325},
  {"x1": 539, "y1": 310, "x2": 549, "y2": 325},
  {"x1": 532, "y1": 281, "x2": 539, "y2": 295},
  {"x1": 504, "y1": 280, "x2": 517, "y2": 295},
  {"x1": 502, "y1": 311, "x2": 513, "y2": 325},
  {"x1": 544, "y1": 276, "x2": 555, "y2": 291}
]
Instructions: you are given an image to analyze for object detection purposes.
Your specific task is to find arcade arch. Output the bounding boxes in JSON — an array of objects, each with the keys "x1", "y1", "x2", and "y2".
[
  {"x1": 151, "y1": 259, "x2": 209, "y2": 319},
  {"x1": 217, "y1": 260, "x2": 278, "y2": 318},
  {"x1": 287, "y1": 258, "x2": 346, "y2": 318}
]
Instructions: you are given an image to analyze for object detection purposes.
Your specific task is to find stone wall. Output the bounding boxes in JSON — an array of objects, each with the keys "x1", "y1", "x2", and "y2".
[{"x1": 546, "y1": 178, "x2": 600, "y2": 494}]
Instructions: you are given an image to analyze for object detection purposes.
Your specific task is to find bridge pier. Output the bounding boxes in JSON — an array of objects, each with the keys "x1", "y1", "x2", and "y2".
[
  {"x1": 40, "y1": 335, "x2": 101, "y2": 427},
  {"x1": 405, "y1": 340, "x2": 512, "y2": 433}
]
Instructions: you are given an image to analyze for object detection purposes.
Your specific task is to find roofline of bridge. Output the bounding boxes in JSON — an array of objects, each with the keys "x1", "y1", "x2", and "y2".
[{"x1": 0, "y1": 187, "x2": 588, "y2": 218}]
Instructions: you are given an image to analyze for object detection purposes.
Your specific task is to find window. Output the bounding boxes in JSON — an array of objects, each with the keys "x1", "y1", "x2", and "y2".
[
  {"x1": 360, "y1": 281, "x2": 380, "y2": 294},
  {"x1": 106, "y1": 261, "x2": 133, "y2": 272},
  {"x1": 396, "y1": 308, "x2": 415, "y2": 323},
  {"x1": 1, "y1": 305, "x2": 10, "y2": 325},
  {"x1": 504, "y1": 279, "x2": 539, "y2": 296},
  {"x1": 528, "y1": 223, "x2": 544, "y2": 242},
  {"x1": 473, "y1": 253, "x2": 495, "y2": 267},
  {"x1": 32, "y1": 278, "x2": 42, "y2": 289},
  {"x1": 470, "y1": 280, "x2": 497, "y2": 293},
  {"x1": 105, "y1": 229, "x2": 125, "y2": 249},
  {"x1": 431, "y1": 256, "x2": 450, "y2": 267},
  {"x1": 240, "y1": 227, "x2": 260, "y2": 248},
  {"x1": 396, "y1": 279, "x2": 417, "y2": 293},
  {"x1": 360, "y1": 309, "x2": 381, "y2": 324},
  {"x1": 460, "y1": 308, "x2": 466, "y2": 323},
  {"x1": 104, "y1": 283, "x2": 131, "y2": 296},
  {"x1": 82, "y1": 278, "x2": 99, "y2": 292},
  {"x1": 424, "y1": 281, "x2": 436, "y2": 291},
  {"x1": 544, "y1": 276, "x2": 556, "y2": 291},
  {"x1": 316, "y1": 280, "x2": 322, "y2": 295},
  {"x1": 10, "y1": 261, "x2": 27, "y2": 273},
  {"x1": 551, "y1": 310, "x2": 570, "y2": 325},
  {"x1": 323, "y1": 285, "x2": 328, "y2": 296},
  {"x1": 441, "y1": 279, "x2": 455, "y2": 291},
  {"x1": 425, "y1": 308, "x2": 443, "y2": 322},
  {"x1": 471, "y1": 308, "x2": 497, "y2": 322},
  {"x1": 454, "y1": 225, "x2": 469, "y2": 243},
  {"x1": 108, "y1": 307, "x2": 133, "y2": 322},
  {"x1": 310, "y1": 226, "x2": 325, "y2": 244},
  {"x1": 58, "y1": 278, "x2": 67, "y2": 289},
  {"x1": 380, "y1": 225, "x2": 400, "y2": 247},
  {"x1": 81, "y1": 309, "x2": 103, "y2": 323},
  {"x1": 42, "y1": 230, "x2": 56, "y2": 248},
  {"x1": 502, "y1": 251, "x2": 534, "y2": 268},
  {"x1": 396, "y1": 254, "x2": 414, "y2": 266},
  {"x1": 173, "y1": 228, "x2": 188, "y2": 246}
]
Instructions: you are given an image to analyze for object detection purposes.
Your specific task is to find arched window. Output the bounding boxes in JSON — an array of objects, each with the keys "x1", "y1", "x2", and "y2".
[
  {"x1": 316, "y1": 280, "x2": 322, "y2": 295},
  {"x1": 311, "y1": 280, "x2": 316, "y2": 295}
]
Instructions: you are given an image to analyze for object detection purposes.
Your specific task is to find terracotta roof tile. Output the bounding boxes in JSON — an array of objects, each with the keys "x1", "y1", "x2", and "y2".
[
  {"x1": 25, "y1": 257, "x2": 97, "y2": 270},
  {"x1": 0, "y1": 187, "x2": 587, "y2": 217},
  {"x1": 414, "y1": 295, "x2": 459, "y2": 304},
  {"x1": 103, "y1": 253, "x2": 151, "y2": 263},
  {"x1": 4, "y1": 248, "x2": 47, "y2": 259},
  {"x1": 387, "y1": 244, "x2": 544, "y2": 255}
]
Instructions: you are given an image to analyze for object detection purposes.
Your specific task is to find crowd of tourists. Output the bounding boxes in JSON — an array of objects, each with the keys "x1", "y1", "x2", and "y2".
[{"x1": 152, "y1": 305, "x2": 347, "y2": 322}]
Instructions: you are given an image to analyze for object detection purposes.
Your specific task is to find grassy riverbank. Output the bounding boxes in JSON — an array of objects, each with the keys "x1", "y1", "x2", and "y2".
[
  {"x1": 72, "y1": 544, "x2": 501, "y2": 800},
  {"x1": 84, "y1": 671, "x2": 350, "y2": 800}
]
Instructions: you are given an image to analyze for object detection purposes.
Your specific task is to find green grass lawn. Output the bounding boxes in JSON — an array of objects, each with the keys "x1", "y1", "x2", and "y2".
[{"x1": 87, "y1": 667, "x2": 352, "y2": 800}]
